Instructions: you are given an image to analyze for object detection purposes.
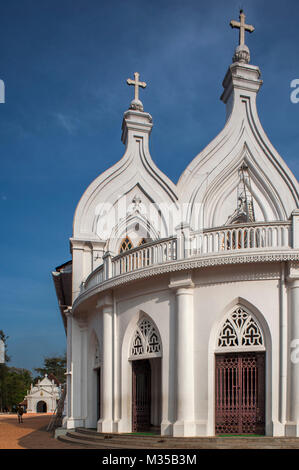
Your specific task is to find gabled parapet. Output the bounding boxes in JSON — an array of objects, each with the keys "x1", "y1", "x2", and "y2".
[{"x1": 178, "y1": 20, "x2": 299, "y2": 230}]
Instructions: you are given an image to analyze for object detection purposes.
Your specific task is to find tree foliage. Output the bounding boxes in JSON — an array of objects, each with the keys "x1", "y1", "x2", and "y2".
[
  {"x1": 0, "y1": 367, "x2": 33, "y2": 410},
  {"x1": 34, "y1": 354, "x2": 66, "y2": 384},
  {"x1": 0, "y1": 331, "x2": 33, "y2": 410}
]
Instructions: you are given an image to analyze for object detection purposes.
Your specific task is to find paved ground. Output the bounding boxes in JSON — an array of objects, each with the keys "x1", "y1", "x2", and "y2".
[
  {"x1": 2, "y1": 414, "x2": 299, "y2": 452},
  {"x1": 0, "y1": 413, "x2": 86, "y2": 449}
]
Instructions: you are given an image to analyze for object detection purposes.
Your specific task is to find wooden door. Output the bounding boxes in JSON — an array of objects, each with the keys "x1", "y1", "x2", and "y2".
[
  {"x1": 215, "y1": 352, "x2": 265, "y2": 434},
  {"x1": 132, "y1": 359, "x2": 151, "y2": 432}
]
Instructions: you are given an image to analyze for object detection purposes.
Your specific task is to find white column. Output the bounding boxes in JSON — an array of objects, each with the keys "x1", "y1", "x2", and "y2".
[
  {"x1": 113, "y1": 301, "x2": 120, "y2": 432},
  {"x1": 288, "y1": 274, "x2": 299, "y2": 436},
  {"x1": 70, "y1": 240, "x2": 85, "y2": 302},
  {"x1": 64, "y1": 309, "x2": 72, "y2": 424},
  {"x1": 172, "y1": 282, "x2": 196, "y2": 436},
  {"x1": 97, "y1": 293, "x2": 114, "y2": 432},
  {"x1": 79, "y1": 322, "x2": 88, "y2": 422},
  {"x1": 67, "y1": 315, "x2": 85, "y2": 428}
]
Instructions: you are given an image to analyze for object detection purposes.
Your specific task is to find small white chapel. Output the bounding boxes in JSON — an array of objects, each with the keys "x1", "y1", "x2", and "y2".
[
  {"x1": 52, "y1": 11, "x2": 299, "y2": 437},
  {"x1": 25, "y1": 374, "x2": 61, "y2": 413}
]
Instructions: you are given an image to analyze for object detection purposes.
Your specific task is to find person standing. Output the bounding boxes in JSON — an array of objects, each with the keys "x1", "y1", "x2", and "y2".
[{"x1": 17, "y1": 406, "x2": 24, "y2": 423}]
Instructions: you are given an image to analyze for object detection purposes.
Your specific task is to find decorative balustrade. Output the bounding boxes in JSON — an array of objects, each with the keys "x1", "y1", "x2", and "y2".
[
  {"x1": 191, "y1": 221, "x2": 291, "y2": 255},
  {"x1": 112, "y1": 237, "x2": 177, "y2": 276},
  {"x1": 84, "y1": 265, "x2": 104, "y2": 291},
  {"x1": 82, "y1": 221, "x2": 293, "y2": 293}
]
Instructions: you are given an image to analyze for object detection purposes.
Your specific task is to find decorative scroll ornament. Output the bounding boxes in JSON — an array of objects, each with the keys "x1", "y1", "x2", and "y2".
[
  {"x1": 218, "y1": 307, "x2": 264, "y2": 349},
  {"x1": 131, "y1": 317, "x2": 162, "y2": 359}
]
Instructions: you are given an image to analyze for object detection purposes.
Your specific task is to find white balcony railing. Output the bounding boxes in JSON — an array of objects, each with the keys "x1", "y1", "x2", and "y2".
[
  {"x1": 82, "y1": 221, "x2": 293, "y2": 293},
  {"x1": 191, "y1": 221, "x2": 291, "y2": 255},
  {"x1": 112, "y1": 237, "x2": 177, "y2": 277}
]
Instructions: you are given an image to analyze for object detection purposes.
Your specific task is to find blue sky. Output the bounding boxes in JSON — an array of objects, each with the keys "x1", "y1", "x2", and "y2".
[{"x1": 0, "y1": 0, "x2": 298, "y2": 373}]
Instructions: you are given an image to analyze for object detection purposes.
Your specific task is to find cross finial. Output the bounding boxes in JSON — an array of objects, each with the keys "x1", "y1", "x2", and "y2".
[
  {"x1": 126, "y1": 72, "x2": 147, "y2": 111},
  {"x1": 230, "y1": 9, "x2": 255, "y2": 46}
]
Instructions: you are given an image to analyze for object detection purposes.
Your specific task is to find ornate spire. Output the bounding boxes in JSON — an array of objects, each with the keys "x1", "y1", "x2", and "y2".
[
  {"x1": 230, "y1": 9, "x2": 255, "y2": 64},
  {"x1": 126, "y1": 72, "x2": 147, "y2": 111},
  {"x1": 226, "y1": 163, "x2": 255, "y2": 225}
]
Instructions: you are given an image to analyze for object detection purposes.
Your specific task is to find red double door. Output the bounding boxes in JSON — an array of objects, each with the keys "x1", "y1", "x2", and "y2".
[{"x1": 215, "y1": 352, "x2": 265, "y2": 435}]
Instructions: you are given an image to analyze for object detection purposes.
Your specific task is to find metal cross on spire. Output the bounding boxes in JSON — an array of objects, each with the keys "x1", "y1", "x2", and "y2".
[
  {"x1": 127, "y1": 72, "x2": 147, "y2": 103},
  {"x1": 230, "y1": 9, "x2": 255, "y2": 46}
]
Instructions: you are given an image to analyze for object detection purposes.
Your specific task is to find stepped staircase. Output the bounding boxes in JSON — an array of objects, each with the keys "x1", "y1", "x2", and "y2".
[{"x1": 57, "y1": 428, "x2": 299, "y2": 449}]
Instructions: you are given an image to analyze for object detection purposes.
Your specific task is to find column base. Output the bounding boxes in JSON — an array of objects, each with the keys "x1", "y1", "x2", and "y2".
[
  {"x1": 66, "y1": 417, "x2": 85, "y2": 429},
  {"x1": 117, "y1": 418, "x2": 131, "y2": 433},
  {"x1": 284, "y1": 422, "x2": 299, "y2": 437},
  {"x1": 173, "y1": 420, "x2": 197, "y2": 437},
  {"x1": 97, "y1": 419, "x2": 114, "y2": 433},
  {"x1": 161, "y1": 420, "x2": 173, "y2": 436}
]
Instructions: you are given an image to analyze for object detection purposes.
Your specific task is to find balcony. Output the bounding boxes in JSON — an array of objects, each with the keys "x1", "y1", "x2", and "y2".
[{"x1": 79, "y1": 221, "x2": 298, "y2": 299}]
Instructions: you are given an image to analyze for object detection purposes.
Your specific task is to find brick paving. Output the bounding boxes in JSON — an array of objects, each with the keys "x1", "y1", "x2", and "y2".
[{"x1": 0, "y1": 413, "x2": 86, "y2": 449}]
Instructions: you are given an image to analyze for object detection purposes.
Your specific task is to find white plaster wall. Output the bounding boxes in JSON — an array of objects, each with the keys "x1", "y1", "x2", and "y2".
[
  {"x1": 78, "y1": 262, "x2": 290, "y2": 436},
  {"x1": 114, "y1": 276, "x2": 176, "y2": 433},
  {"x1": 192, "y1": 264, "x2": 279, "y2": 435}
]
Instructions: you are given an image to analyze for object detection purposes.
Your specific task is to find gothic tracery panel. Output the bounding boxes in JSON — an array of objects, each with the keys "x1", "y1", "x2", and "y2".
[
  {"x1": 131, "y1": 317, "x2": 162, "y2": 359},
  {"x1": 218, "y1": 306, "x2": 264, "y2": 350}
]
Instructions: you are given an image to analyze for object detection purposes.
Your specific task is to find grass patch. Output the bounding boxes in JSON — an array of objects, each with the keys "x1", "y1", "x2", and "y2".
[{"x1": 218, "y1": 434, "x2": 263, "y2": 437}]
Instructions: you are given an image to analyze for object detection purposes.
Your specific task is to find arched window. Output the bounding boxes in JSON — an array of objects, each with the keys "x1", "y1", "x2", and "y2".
[
  {"x1": 130, "y1": 317, "x2": 162, "y2": 360},
  {"x1": 217, "y1": 306, "x2": 264, "y2": 351},
  {"x1": 119, "y1": 236, "x2": 133, "y2": 253}
]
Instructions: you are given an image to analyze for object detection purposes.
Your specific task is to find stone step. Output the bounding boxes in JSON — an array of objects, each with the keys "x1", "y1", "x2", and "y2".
[
  {"x1": 57, "y1": 429, "x2": 299, "y2": 449},
  {"x1": 58, "y1": 433, "x2": 154, "y2": 449},
  {"x1": 66, "y1": 431, "x2": 178, "y2": 448}
]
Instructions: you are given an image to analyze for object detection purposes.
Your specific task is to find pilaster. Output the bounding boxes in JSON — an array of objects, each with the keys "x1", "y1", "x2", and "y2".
[
  {"x1": 291, "y1": 209, "x2": 299, "y2": 249},
  {"x1": 286, "y1": 262, "x2": 299, "y2": 436},
  {"x1": 169, "y1": 272, "x2": 196, "y2": 436},
  {"x1": 97, "y1": 292, "x2": 115, "y2": 433}
]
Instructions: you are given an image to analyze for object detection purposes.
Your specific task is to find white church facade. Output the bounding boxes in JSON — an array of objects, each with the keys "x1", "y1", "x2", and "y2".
[
  {"x1": 53, "y1": 11, "x2": 299, "y2": 437},
  {"x1": 25, "y1": 375, "x2": 61, "y2": 413}
]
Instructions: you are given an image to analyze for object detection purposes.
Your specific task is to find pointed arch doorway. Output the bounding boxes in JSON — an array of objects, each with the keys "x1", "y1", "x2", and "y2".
[
  {"x1": 215, "y1": 306, "x2": 266, "y2": 435},
  {"x1": 130, "y1": 316, "x2": 162, "y2": 433}
]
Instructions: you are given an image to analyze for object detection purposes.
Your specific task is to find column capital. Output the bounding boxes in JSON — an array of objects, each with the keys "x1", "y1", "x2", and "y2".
[
  {"x1": 96, "y1": 291, "x2": 113, "y2": 311},
  {"x1": 175, "y1": 286, "x2": 194, "y2": 296},
  {"x1": 287, "y1": 261, "x2": 299, "y2": 284},
  {"x1": 76, "y1": 313, "x2": 88, "y2": 329},
  {"x1": 169, "y1": 271, "x2": 194, "y2": 290}
]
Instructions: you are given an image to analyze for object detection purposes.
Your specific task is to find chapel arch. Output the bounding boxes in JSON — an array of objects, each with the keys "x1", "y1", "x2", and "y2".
[
  {"x1": 106, "y1": 211, "x2": 157, "y2": 256},
  {"x1": 36, "y1": 400, "x2": 47, "y2": 413},
  {"x1": 214, "y1": 303, "x2": 267, "y2": 435},
  {"x1": 129, "y1": 314, "x2": 163, "y2": 433}
]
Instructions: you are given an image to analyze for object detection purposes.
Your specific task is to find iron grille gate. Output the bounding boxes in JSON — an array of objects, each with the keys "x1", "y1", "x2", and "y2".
[
  {"x1": 132, "y1": 359, "x2": 151, "y2": 432},
  {"x1": 215, "y1": 352, "x2": 265, "y2": 434}
]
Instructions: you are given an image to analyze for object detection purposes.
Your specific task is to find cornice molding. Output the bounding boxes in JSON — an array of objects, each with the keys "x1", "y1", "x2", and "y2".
[{"x1": 72, "y1": 250, "x2": 299, "y2": 313}]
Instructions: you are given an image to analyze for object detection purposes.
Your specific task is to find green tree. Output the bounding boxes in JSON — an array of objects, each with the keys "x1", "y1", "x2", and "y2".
[
  {"x1": 0, "y1": 330, "x2": 10, "y2": 411},
  {"x1": 2, "y1": 367, "x2": 32, "y2": 410},
  {"x1": 34, "y1": 354, "x2": 66, "y2": 384},
  {"x1": 0, "y1": 331, "x2": 33, "y2": 411}
]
